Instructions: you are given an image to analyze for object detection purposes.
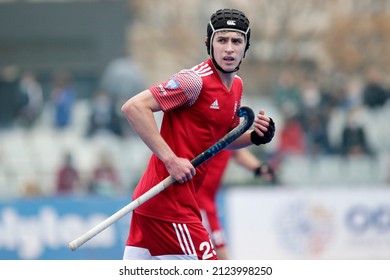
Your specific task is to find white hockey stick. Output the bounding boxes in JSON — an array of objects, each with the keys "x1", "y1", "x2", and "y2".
[{"x1": 68, "y1": 106, "x2": 254, "y2": 251}]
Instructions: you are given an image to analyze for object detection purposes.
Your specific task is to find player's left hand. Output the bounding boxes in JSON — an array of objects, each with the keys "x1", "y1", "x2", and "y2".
[
  {"x1": 251, "y1": 109, "x2": 275, "y2": 145},
  {"x1": 254, "y1": 163, "x2": 275, "y2": 182}
]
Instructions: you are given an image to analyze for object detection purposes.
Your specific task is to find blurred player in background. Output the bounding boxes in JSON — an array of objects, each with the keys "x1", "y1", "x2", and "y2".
[
  {"x1": 121, "y1": 8, "x2": 275, "y2": 260},
  {"x1": 197, "y1": 149, "x2": 275, "y2": 259}
]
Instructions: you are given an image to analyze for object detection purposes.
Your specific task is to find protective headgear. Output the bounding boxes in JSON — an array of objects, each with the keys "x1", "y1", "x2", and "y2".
[{"x1": 206, "y1": 8, "x2": 251, "y2": 73}]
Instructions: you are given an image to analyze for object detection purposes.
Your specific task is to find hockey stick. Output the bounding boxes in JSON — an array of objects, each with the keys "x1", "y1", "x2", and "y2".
[{"x1": 68, "y1": 106, "x2": 254, "y2": 251}]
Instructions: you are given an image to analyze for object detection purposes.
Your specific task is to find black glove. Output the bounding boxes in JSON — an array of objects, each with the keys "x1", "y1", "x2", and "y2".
[
  {"x1": 254, "y1": 163, "x2": 274, "y2": 177},
  {"x1": 251, "y1": 117, "x2": 275, "y2": 145},
  {"x1": 254, "y1": 163, "x2": 276, "y2": 183}
]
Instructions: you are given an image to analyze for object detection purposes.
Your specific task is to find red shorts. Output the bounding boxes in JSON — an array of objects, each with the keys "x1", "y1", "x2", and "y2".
[{"x1": 123, "y1": 212, "x2": 218, "y2": 260}]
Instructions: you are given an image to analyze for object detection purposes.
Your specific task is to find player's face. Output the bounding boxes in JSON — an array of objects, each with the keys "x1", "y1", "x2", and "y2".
[{"x1": 212, "y1": 31, "x2": 246, "y2": 72}]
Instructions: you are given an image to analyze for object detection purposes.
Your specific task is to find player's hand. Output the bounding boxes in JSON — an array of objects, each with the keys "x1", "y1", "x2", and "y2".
[
  {"x1": 165, "y1": 157, "x2": 196, "y2": 184},
  {"x1": 254, "y1": 163, "x2": 275, "y2": 182},
  {"x1": 251, "y1": 109, "x2": 275, "y2": 145}
]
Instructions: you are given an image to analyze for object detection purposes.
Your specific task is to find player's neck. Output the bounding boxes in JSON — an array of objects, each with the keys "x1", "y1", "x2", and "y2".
[{"x1": 217, "y1": 70, "x2": 235, "y2": 91}]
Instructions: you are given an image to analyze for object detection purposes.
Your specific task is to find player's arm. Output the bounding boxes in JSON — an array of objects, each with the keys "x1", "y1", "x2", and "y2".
[
  {"x1": 233, "y1": 149, "x2": 261, "y2": 171},
  {"x1": 121, "y1": 90, "x2": 195, "y2": 183},
  {"x1": 233, "y1": 149, "x2": 275, "y2": 181}
]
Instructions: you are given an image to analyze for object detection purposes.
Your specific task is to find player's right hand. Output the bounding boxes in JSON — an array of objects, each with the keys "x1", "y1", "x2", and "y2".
[{"x1": 166, "y1": 157, "x2": 196, "y2": 184}]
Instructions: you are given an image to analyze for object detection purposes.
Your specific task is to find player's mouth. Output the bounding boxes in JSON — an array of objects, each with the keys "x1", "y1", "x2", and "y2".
[{"x1": 223, "y1": 56, "x2": 235, "y2": 65}]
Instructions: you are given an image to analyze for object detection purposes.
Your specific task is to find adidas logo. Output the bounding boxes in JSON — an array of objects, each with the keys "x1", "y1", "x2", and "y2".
[{"x1": 210, "y1": 100, "x2": 219, "y2": 109}]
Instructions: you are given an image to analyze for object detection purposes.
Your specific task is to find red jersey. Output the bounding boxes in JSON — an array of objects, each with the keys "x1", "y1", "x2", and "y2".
[
  {"x1": 196, "y1": 149, "x2": 233, "y2": 221},
  {"x1": 196, "y1": 150, "x2": 233, "y2": 248},
  {"x1": 132, "y1": 59, "x2": 243, "y2": 223}
]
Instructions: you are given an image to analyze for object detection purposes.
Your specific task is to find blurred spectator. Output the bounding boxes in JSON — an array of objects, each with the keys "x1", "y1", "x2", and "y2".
[
  {"x1": 16, "y1": 71, "x2": 44, "y2": 128},
  {"x1": 272, "y1": 70, "x2": 303, "y2": 117},
  {"x1": 300, "y1": 77, "x2": 334, "y2": 156},
  {"x1": 362, "y1": 66, "x2": 388, "y2": 109},
  {"x1": 277, "y1": 112, "x2": 305, "y2": 156},
  {"x1": 22, "y1": 179, "x2": 43, "y2": 197},
  {"x1": 270, "y1": 110, "x2": 305, "y2": 171},
  {"x1": 100, "y1": 56, "x2": 145, "y2": 101},
  {"x1": 100, "y1": 56, "x2": 145, "y2": 137},
  {"x1": 339, "y1": 107, "x2": 373, "y2": 157},
  {"x1": 86, "y1": 89, "x2": 123, "y2": 137},
  {"x1": 50, "y1": 71, "x2": 76, "y2": 129},
  {"x1": 88, "y1": 150, "x2": 120, "y2": 196},
  {"x1": 56, "y1": 152, "x2": 81, "y2": 195},
  {"x1": 0, "y1": 65, "x2": 20, "y2": 127},
  {"x1": 305, "y1": 113, "x2": 333, "y2": 156},
  {"x1": 327, "y1": 71, "x2": 349, "y2": 107},
  {"x1": 339, "y1": 76, "x2": 363, "y2": 110}
]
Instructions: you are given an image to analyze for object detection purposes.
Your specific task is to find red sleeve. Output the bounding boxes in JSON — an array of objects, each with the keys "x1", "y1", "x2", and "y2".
[{"x1": 149, "y1": 69, "x2": 203, "y2": 112}]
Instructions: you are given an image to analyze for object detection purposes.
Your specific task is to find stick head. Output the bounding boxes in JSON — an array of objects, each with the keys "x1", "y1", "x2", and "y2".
[{"x1": 237, "y1": 106, "x2": 254, "y2": 126}]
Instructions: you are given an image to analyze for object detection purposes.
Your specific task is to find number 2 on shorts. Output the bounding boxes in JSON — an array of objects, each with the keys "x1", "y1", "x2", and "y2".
[{"x1": 200, "y1": 239, "x2": 217, "y2": 259}]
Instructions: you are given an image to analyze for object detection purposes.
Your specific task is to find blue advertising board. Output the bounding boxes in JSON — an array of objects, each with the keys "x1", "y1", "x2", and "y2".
[{"x1": 0, "y1": 196, "x2": 131, "y2": 260}]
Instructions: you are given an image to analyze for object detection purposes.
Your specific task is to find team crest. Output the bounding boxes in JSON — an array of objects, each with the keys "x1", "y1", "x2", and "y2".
[{"x1": 165, "y1": 77, "x2": 180, "y2": 89}]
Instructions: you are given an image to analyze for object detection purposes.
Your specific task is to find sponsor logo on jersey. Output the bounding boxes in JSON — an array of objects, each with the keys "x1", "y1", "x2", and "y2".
[
  {"x1": 157, "y1": 85, "x2": 167, "y2": 95},
  {"x1": 210, "y1": 100, "x2": 219, "y2": 109},
  {"x1": 165, "y1": 77, "x2": 180, "y2": 89},
  {"x1": 226, "y1": 20, "x2": 236, "y2": 25}
]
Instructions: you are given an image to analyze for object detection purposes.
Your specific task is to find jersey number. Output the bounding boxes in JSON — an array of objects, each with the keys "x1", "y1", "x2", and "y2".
[{"x1": 200, "y1": 239, "x2": 216, "y2": 260}]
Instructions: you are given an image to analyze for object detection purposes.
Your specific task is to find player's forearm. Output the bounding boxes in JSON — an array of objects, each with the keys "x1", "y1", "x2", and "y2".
[
  {"x1": 234, "y1": 149, "x2": 261, "y2": 171},
  {"x1": 228, "y1": 131, "x2": 253, "y2": 149}
]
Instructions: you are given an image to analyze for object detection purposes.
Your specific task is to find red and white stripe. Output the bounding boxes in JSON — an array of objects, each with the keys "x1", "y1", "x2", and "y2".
[
  {"x1": 173, "y1": 223, "x2": 197, "y2": 256},
  {"x1": 192, "y1": 62, "x2": 213, "y2": 77}
]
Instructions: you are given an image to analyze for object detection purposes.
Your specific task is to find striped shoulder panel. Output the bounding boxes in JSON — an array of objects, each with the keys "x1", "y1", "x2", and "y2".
[{"x1": 191, "y1": 62, "x2": 213, "y2": 77}]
